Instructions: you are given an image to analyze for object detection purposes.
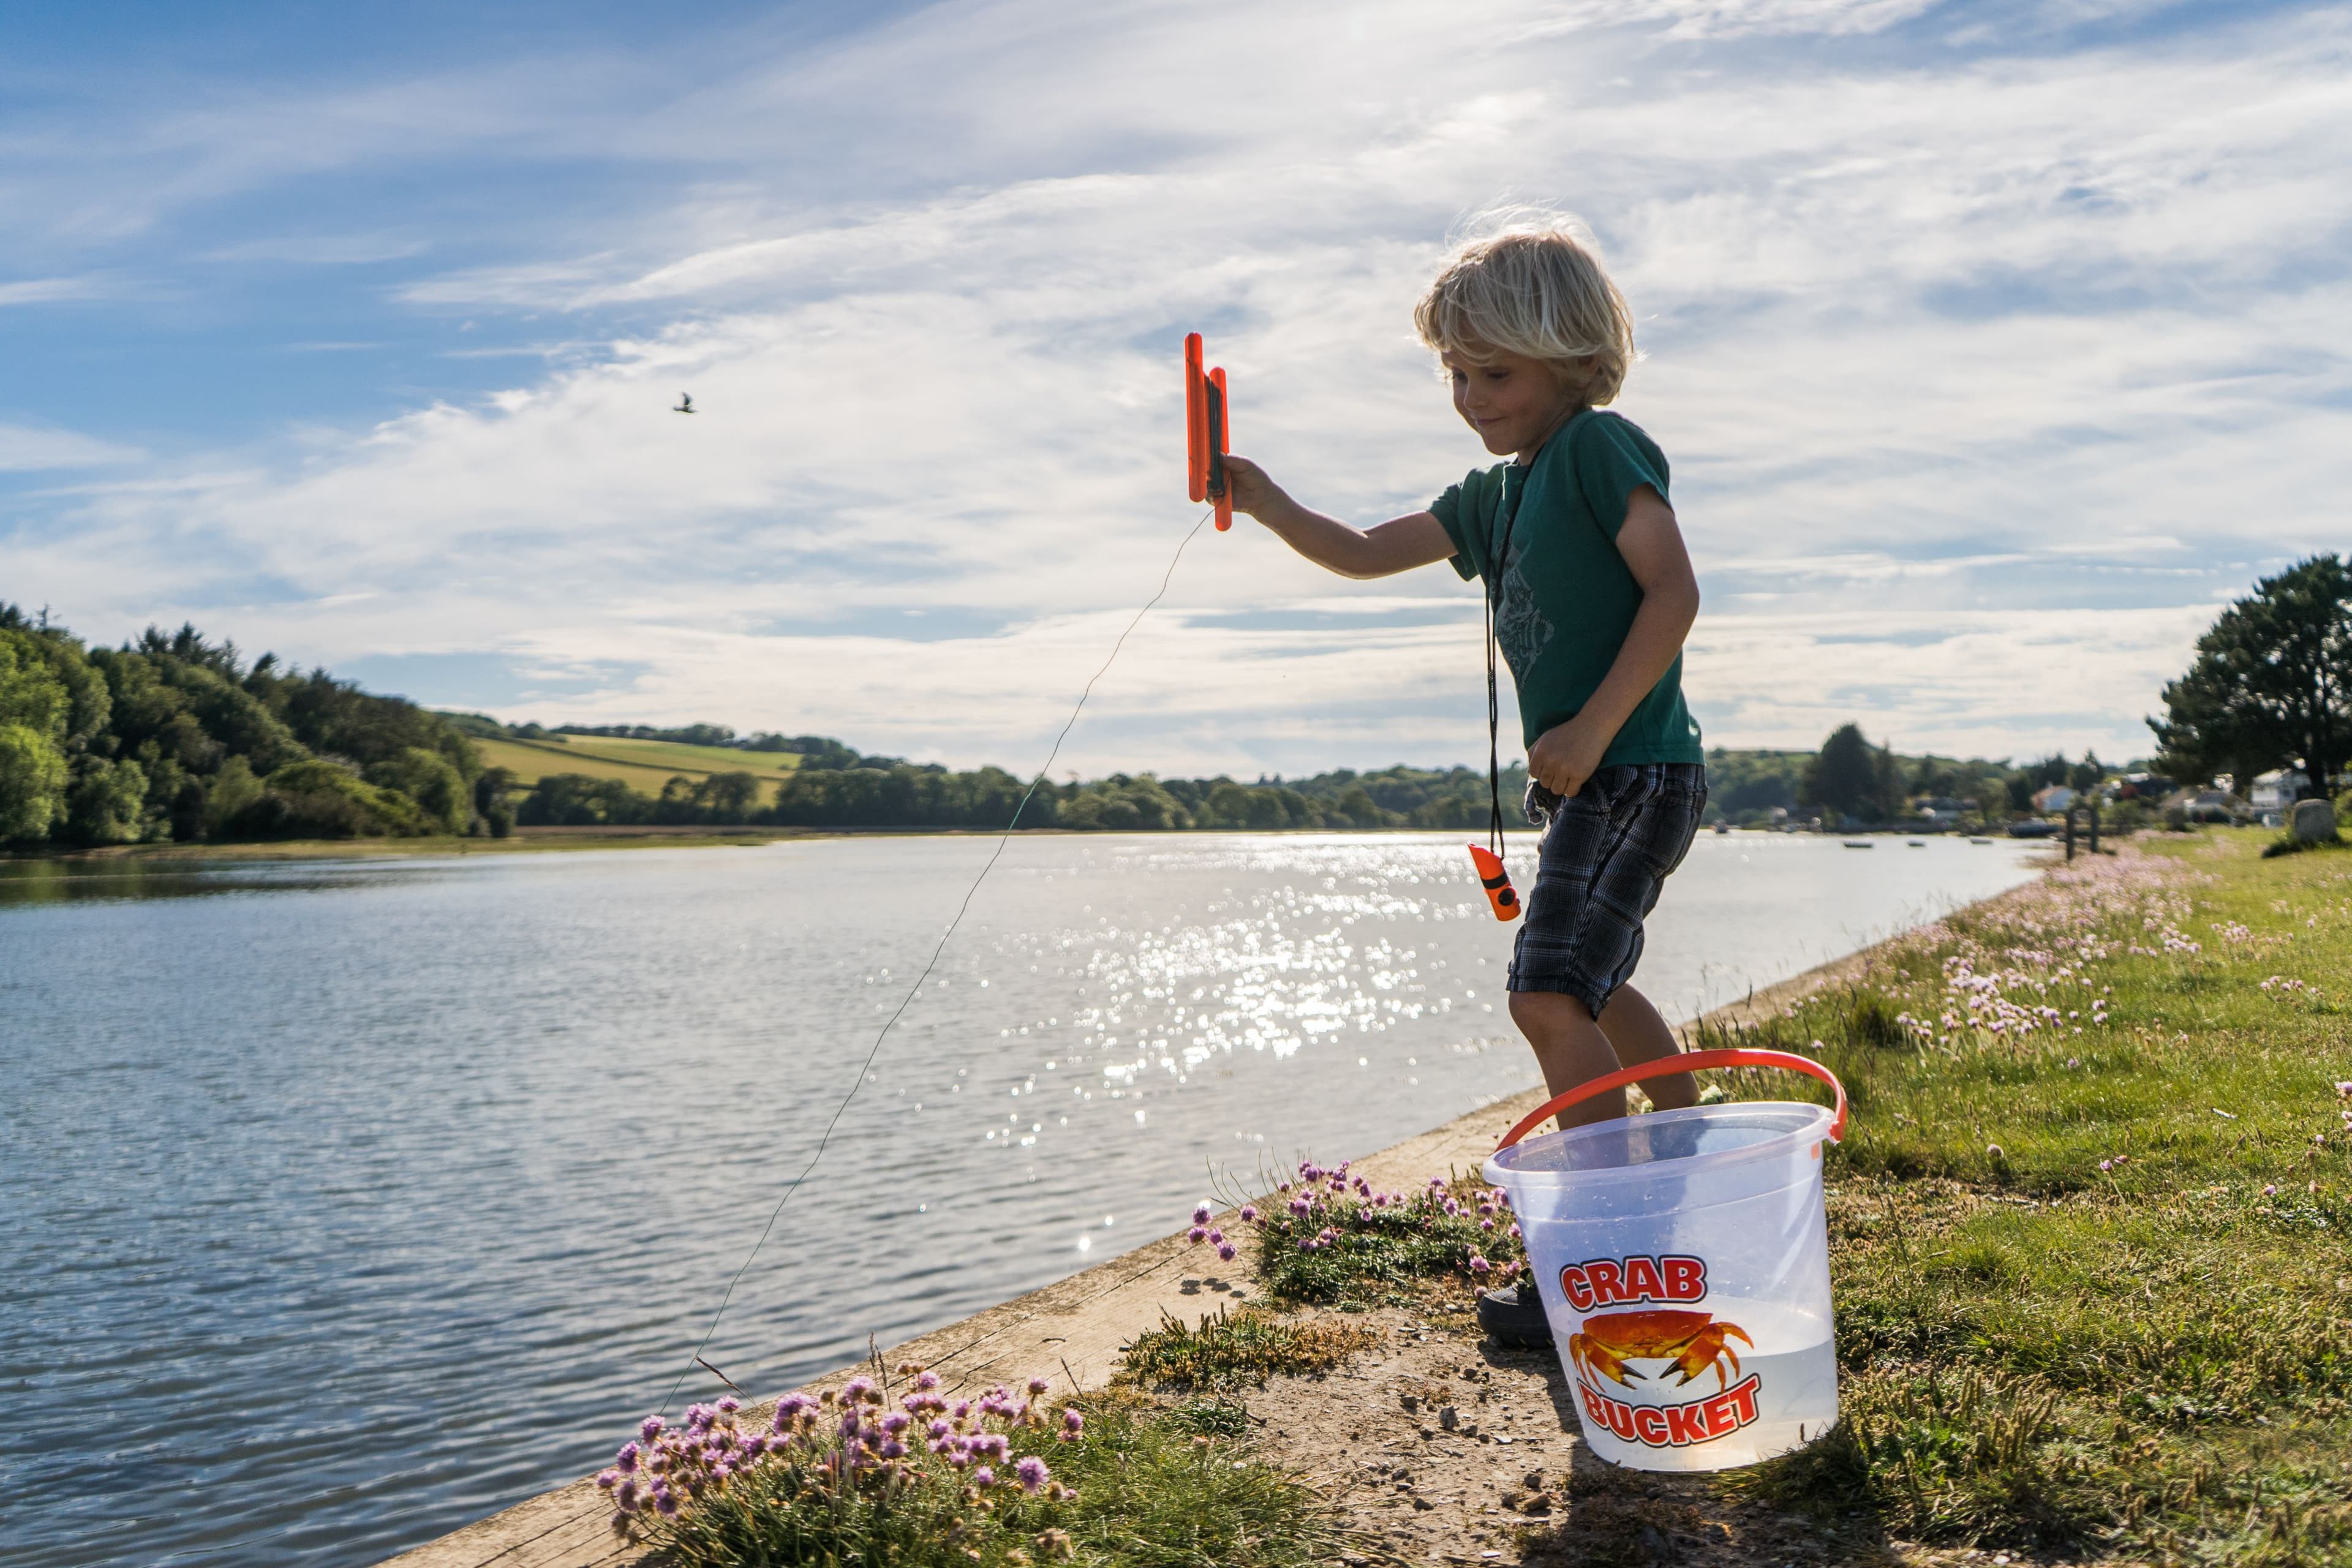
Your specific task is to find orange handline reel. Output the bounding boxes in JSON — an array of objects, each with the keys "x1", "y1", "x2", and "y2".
[{"x1": 1183, "y1": 332, "x2": 1233, "y2": 531}]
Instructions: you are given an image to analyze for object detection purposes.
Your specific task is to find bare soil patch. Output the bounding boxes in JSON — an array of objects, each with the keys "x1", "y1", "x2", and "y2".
[{"x1": 1234, "y1": 1295, "x2": 2100, "y2": 1568}]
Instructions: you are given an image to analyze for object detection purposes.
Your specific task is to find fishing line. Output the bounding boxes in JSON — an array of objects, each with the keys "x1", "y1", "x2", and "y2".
[
  {"x1": 655, "y1": 506, "x2": 1216, "y2": 1417},
  {"x1": 146, "y1": 511, "x2": 1216, "y2": 1568}
]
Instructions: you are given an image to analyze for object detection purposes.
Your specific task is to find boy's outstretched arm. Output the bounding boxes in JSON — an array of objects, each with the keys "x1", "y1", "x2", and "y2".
[
  {"x1": 1219, "y1": 454, "x2": 1455, "y2": 580},
  {"x1": 1526, "y1": 484, "x2": 1700, "y2": 798}
]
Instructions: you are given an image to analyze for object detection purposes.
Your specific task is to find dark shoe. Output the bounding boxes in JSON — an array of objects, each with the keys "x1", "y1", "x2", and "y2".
[{"x1": 1476, "y1": 1280, "x2": 1553, "y2": 1347}]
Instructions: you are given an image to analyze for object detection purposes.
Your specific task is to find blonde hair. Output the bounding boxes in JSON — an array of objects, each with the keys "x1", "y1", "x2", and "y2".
[{"x1": 1412, "y1": 208, "x2": 1637, "y2": 406}]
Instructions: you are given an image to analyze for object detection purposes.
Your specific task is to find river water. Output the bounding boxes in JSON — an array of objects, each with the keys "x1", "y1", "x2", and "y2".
[{"x1": 0, "y1": 830, "x2": 2041, "y2": 1566}]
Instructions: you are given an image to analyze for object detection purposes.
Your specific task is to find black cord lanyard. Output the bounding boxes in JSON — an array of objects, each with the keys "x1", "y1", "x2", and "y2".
[{"x1": 1484, "y1": 481, "x2": 1523, "y2": 857}]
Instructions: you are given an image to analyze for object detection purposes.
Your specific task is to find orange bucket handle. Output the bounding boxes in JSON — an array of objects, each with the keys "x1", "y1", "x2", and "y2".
[{"x1": 1495, "y1": 1047, "x2": 1848, "y2": 1151}]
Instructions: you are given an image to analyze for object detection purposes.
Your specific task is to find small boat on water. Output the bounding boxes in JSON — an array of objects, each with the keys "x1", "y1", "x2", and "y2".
[
  {"x1": 1713, "y1": 822, "x2": 1729, "y2": 834},
  {"x1": 1969, "y1": 837, "x2": 1993, "y2": 845},
  {"x1": 1907, "y1": 839, "x2": 1926, "y2": 847},
  {"x1": 1843, "y1": 839, "x2": 1873, "y2": 848}
]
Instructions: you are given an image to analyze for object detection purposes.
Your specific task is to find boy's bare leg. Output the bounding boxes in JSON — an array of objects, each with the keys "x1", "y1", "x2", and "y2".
[
  {"x1": 1510, "y1": 984, "x2": 1694, "y2": 1128},
  {"x1": 1596, "y1": 983, "x2": 1697, "y2": 1112},
  {"x1": 1509, "y1": 990, "x2": 1628, "y2": 1127}
]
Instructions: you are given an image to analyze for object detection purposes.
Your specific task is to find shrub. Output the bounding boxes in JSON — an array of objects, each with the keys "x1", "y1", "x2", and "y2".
[
  {"x1": 227, "y1": 759, "x2": 432, "y2": 839},
  {"x1": 1114, "y1": 1305, "x2": 1380, "y2": 1391},
  {"x1": 364, "y1": 745, "x2": 470, "y2": 834},
  {"x1": 1186, "y1": 1165, "x2": 1526, "y2": 1306},
  {"x1": 615, "y1": 1371, "x2": 1341, "y2": 1568}
]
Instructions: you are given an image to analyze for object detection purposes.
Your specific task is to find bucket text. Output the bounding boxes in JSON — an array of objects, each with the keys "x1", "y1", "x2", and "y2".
[{"x1": 1578, "y1": 1373, "x2": 1760, "y2": 1449}]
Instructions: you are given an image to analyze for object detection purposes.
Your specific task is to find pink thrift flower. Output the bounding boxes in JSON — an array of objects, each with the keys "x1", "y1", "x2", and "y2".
[{"x1": 1017, "y1": 1455, "x2": 1052, "y2": 1493}]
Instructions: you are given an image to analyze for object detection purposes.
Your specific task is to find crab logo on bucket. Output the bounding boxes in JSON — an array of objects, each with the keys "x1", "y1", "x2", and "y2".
[{"x1": 1561, "y1": 1254, "x2": 1758, "y2": 1450}]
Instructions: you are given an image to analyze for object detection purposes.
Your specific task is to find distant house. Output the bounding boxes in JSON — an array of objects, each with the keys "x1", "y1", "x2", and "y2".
[
  {"x1": 2249, "y1": 770, "x2": 2310, "y2": 810},
  {"x1": 1913, "y1": 796, "x2": 1965, "y2": 829},
  {"x1": 2031, "y1": 785, "x2": 2076, "y2": 813}
]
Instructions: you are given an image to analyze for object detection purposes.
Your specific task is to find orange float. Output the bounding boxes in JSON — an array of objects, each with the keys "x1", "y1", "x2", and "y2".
[{"x1": 1468, "y1": 843, "x2": 1520, "y2": 922}]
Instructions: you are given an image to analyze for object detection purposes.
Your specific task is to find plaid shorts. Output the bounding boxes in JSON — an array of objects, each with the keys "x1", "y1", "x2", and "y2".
[{"x1": 1507, "y1": 763, "x2": 1708, "y2": 1017}]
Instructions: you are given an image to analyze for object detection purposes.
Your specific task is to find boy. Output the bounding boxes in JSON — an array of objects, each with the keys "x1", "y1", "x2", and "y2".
[{"x1": 1217, "y1": 215, "x2": 1706, "y2": 1343}]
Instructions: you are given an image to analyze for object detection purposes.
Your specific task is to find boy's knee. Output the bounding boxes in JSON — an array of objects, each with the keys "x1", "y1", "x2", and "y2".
[{"x1": 1510, "y1": 987, "x2": 1597, "y2": 1033}]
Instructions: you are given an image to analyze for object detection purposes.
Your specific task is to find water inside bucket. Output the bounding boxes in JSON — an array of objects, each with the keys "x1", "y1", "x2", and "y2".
[
  {"x1": 1561, "y1": 1300, "x2": 1835, "y2": 1471},
  {"x1": 1486, "y1": 1101, "x2": 1842, "y2": 1471}
]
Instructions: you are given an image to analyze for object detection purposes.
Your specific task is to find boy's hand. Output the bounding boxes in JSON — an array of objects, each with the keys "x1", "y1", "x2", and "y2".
[
  {"x1": 1215, "y1": 453, "x2": 1286, "y2": 521},
  {"x1": 1528, "y1": 715, "x2": 1608, "y2": 799}
]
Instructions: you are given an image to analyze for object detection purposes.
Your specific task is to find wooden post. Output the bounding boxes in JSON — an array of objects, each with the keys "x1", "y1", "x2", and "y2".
[
  {"x1": 2089, "y1": 794, "x2": 2101, "y2": 855},
  {"x1": 2064, "y1": 804, "x2": 2076, "y2": 861}
]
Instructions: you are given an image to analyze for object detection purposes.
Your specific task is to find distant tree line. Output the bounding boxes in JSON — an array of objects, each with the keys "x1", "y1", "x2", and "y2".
[
  {"x1": 513, "y1": 761, "x2": 1534, "y2": 832},
  {"x1": 1702, "y1": 727, "x2": 2142, "y2": 831},
  {"x1": 1, "y1": 606, "x2": 494, "y2": 847},
  {"x1": 46, "y1": 584, "x2": 2318, "y2": 851}
]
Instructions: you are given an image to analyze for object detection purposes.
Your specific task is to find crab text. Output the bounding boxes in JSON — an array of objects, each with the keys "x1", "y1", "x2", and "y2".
[{"x1": 1559, "y1": 1254, "x2": 1707, "y2": 1312}]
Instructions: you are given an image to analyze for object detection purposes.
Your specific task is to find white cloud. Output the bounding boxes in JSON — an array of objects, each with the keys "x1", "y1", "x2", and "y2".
[
  {"x1": 13, "y1": 0, "x2": 2352, "y2": 773},
  {"x1": 201, "y1": 234, "x2": 429, "y2": 265},
  {"x1": 0, "y1": 424, "x2": 145, "y2": 470},
  {"x1": 0, "y1": 275, "x2": 113, "y2": 306}
]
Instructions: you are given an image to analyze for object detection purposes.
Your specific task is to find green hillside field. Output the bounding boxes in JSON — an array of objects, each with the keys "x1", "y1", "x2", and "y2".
[{"x1": 474, "y1": 734, "x2": 801, "y2": 800}]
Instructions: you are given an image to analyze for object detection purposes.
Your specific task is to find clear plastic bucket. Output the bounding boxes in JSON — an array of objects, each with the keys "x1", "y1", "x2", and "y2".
[{"x1": 1482, "y1": 1049, "x2": 1846, "y2": 1472}]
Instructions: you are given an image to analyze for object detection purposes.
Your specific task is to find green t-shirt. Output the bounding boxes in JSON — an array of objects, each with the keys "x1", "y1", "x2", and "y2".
[{"x1": 1430, "y1": 409, "x2": 1704, "y2": 766}]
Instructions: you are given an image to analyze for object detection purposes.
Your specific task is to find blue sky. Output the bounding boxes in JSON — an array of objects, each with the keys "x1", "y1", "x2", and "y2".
[{"x1": 4, "y1": 0, "x2": 2347, "y2": 776}]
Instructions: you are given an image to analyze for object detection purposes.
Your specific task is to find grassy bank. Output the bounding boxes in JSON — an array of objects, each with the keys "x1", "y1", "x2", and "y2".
[{"x1": 1701, "y1": 829, "x2": 2352, "y2": 1562}]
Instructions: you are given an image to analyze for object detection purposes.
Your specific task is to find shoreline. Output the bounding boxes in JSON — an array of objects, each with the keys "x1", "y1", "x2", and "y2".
[
  {"x1": 2, "y1": 820, "x2": 2090, "y2": 868},
  {"x1": 372, "y1": 933, "x2": 1934, "y2": 1568}
]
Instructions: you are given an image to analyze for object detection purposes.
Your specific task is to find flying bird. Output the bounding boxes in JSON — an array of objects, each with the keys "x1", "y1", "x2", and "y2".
[{"x1": 674, "y1": 393, "x2": 696, "y2": 413}]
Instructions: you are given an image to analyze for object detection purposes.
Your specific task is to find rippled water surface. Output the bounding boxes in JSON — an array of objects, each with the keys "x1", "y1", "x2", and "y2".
[{"x1": 1, "y1": 831, "x2": 2043, "y2": 1566}]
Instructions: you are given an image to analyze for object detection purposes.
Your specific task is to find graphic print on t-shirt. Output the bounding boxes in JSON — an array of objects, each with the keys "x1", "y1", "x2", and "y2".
[{"x1": 1495, "y1": 556, "x2": 1554, "y2": 687}]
